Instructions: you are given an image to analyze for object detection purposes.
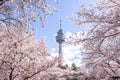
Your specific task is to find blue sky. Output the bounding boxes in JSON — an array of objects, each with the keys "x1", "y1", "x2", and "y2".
[
  {"x1": 34, "y1": 0, "x2": 96, "y2": 49},
  {"x1": 32, "y1": 0, "x2": 97, "y2": 66}
]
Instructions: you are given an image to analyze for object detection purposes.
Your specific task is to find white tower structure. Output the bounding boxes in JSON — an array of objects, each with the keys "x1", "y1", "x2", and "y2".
[{"x1": 56, "y1": 20, "x2": 65, "y2": 67}]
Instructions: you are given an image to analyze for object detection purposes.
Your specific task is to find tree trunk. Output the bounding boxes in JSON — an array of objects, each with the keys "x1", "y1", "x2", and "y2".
[{"x1": 9, "y1": 68, "x2": 14, "y2": 80}]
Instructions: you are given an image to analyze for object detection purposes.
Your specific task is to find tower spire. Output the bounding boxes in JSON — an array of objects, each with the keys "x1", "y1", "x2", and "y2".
[{"x1": 60, "y1": 19, "x2": 62, "y2": 29}]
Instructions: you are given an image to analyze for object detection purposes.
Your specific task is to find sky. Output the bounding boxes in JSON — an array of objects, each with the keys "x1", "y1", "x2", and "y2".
[{"x1": 33, "y1": 0, "x2": 97, "y2": 66}]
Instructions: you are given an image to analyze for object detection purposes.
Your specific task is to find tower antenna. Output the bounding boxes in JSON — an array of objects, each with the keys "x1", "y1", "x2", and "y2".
[{"x1": 60, "y1": 19, "x2": 62, "y2": 29}]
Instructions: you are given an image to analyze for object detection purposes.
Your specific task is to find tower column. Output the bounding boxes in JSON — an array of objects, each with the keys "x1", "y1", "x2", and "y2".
[
  {"x1": 59, "y1": 43, "x2": 62, "y2": 53},
  {"x1": 58, "y1": 43, "x2": 63, "y2": 66}
]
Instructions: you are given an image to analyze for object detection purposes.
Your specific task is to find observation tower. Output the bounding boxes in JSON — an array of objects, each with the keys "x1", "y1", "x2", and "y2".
[{"x1": 56, "y1": 20, "x2": 65, "y2": 66}]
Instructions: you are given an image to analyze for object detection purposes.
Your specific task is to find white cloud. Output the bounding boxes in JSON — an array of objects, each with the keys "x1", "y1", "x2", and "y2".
[
  {"x1": 51, "y1": 48, "x2": 56, "y2": 52},
  {"x1": 50, "y1": 45, "x2": 82, "y2": 67},
  {"x1": 65, "y1": 32, "x2": 72, "y2": 38},
  {"x1": 54, "y1": 33, "x2": 57, "y2": 36},
  {"x1": 50, "y1": 32, "x2": 82, "y2": 67},
  {"x1": 63, "y1": 44, "x2": 81, "y2": 67},
  {"x1": 50, "y1": 48, "x2": 58, "y2": 58}
]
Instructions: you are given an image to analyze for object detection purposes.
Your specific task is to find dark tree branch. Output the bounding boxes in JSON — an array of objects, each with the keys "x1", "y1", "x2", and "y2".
[
  {"x1": 24, "y1": 59, "x2": 57, "y2": 80},
  {"x1": 0, "y1": 0, "x2": 5, "y2": 6},
  {"x1": 0, "y1": 60, "x2": 5, "y2": 68},
  {"x1": 106, "y1": 62, "x2": 116, "y2": 74},
  {"x1": 9, "y1": 68, "x2": 14, "y2": 80},
  {"x1": 103, "y1": 69, "x2": 112, "y2": 76},
  {"x1": 104, "y1": 31, "x2": 120, "y2": 38}
]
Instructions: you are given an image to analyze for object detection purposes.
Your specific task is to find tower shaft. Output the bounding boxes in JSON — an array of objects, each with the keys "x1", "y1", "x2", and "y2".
[
  {"x1": 59, "y1": 43, "x2": 62, "y2": 53},
  {"x1": 58, "y1": 43, "x2": 63, "y2": 66}
]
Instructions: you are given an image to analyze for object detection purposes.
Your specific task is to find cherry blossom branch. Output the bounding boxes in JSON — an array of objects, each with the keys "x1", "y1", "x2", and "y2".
[
  {"x1": 23, "y1": 59, "x2": 57, "y2": 80},
  {"x1": 104, "y1": 31, "x2": 120, "y2": 38}
]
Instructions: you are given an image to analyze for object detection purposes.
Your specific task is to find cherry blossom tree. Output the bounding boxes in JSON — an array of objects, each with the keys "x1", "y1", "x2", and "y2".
[
  {"x1": 0, "y1": 0, "x2": 57, "y2": 27},
  {"x1": 0, "y1": 0, "x2": 59, "y2": 80},
  {"x1": 73, "y1": 0, "x2": 120, "y2": 79},
  {"x1": 0, "y1": 26, "x2": 57, "y2": 80}
]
